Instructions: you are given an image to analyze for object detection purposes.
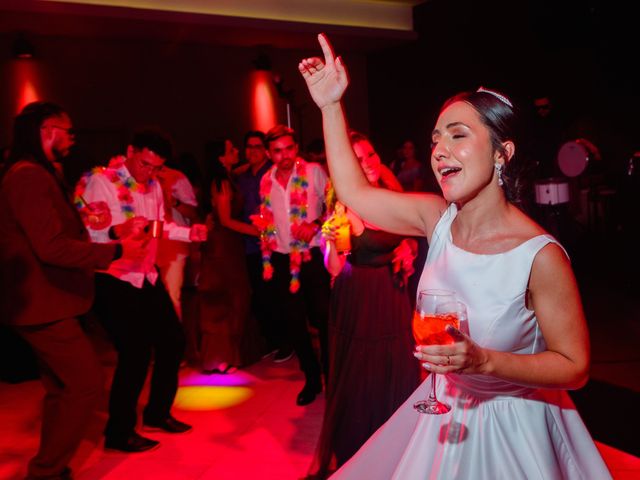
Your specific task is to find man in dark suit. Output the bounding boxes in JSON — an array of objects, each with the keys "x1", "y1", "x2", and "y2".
[{"x1": 0, "y1": 102, "x2": 138, "y2": 480}]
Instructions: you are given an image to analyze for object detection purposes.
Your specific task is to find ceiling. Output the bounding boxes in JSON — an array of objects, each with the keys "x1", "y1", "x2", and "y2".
[{"x1": 0, "y1": 0, "x2": 425, "y2": 51}]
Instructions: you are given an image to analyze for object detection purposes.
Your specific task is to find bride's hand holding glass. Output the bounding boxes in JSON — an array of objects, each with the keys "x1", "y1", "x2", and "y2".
[
  {"x1": 415, "y1": 306, "x2": 489, "y2": 376},
  {"x1": 412, "y1": 290, "x2": 461, "y2": 414}
]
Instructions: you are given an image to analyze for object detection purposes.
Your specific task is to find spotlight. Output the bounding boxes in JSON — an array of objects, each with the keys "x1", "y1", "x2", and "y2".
[{"x1": 12, "y1": 35, "x2": 35, "y2": 59}]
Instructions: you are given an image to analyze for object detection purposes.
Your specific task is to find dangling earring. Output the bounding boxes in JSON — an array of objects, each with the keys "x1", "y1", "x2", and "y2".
[{"x1": 495, "y1": 163, "x2": 504, "y2": 186}]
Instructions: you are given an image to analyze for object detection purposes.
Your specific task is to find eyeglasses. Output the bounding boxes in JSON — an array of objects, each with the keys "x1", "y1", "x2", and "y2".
[
  {"x1": 42, "y1": 125, "x2": 76, "y2": 135},
  {"x1": 138, "y1": 158, "x2": 164, "y2": 173}
]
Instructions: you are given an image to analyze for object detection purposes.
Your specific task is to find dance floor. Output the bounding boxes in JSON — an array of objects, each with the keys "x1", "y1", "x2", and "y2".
[
  {"x1": 0, "y1": 348, "x2": 638, "y2": 480},
  {"x1": 0, "y1": 353, "x2": 324, "y2": 480},
  {"x1": 1, "y1": 236, "x2": 639, "y2": 479}
]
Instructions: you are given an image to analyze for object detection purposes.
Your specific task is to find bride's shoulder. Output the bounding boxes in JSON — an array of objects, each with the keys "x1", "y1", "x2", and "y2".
[
  {"x1": 418, "y1": 193, "x2": 449, "y2": 239},
  {"x1": 510, "y1": 205, "x2": 547, "y2": 240},
  {"x1": 419, "y1": 193, "x2": 448, "y2": 221}
]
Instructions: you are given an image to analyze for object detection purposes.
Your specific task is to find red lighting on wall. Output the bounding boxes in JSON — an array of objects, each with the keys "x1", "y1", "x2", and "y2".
[
  {"x1": 249, "y1": 70, "x2": 277, "y2": 132},
  {"x1": 12, "y1": 60, "x2": 41, "y2": 114}
]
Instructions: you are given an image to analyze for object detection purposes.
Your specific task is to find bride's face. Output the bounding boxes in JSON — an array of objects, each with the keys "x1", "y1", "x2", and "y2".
[
  {"x1": 352, "y1": 140, "x2": 381, "y2": 184},
  {"x1": 430, "y1": 101, "x2": 497, "y2": 204}
]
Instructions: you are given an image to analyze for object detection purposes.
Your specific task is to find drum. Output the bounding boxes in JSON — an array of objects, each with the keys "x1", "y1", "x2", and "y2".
[
  {"x1": 535, "y1": 178, "x2": 570, "y2": 205},
  {"x1": 557, "y1": 139, "x2": 599, "y2": 177}
]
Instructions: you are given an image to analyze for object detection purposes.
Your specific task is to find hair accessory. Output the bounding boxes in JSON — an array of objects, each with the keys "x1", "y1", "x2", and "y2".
[
  {"x1": 495, "y1": 163, "x2": 504, "y2": 186},
  {"x1": 477, "y1": 86, "x2": 513, "y2": 108}
]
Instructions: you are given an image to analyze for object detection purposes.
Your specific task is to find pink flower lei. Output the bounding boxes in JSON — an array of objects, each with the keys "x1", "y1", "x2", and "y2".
[
  {"x1": 74, "y1": 156, "x2": 151, "y2": 219},
  {"x1": 257, "y1": 160, "x2": 312, "y2": 293}
]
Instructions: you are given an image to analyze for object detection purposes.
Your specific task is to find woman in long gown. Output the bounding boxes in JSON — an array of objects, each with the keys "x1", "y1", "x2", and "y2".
[
  {"x1": 310, "y1": 132, "x2": 419, "y2": 478},
  {"x1": 298, "y1": 34, "x2": 611, "y2": 479},
  {"x1": 199, "y1": 139, "x2": 262, "y2": 373}
]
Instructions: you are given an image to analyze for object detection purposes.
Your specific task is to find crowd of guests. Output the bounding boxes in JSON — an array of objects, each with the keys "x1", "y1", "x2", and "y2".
[
  {"x1": 0, "y1": 99, "x2": 422, "y2": 479},
  {"x1": 0, "y1": 31, "x2": 612, "y2": 480}
]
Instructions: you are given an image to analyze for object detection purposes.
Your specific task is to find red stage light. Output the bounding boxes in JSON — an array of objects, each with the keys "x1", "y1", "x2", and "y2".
[
  {"x1": 12, "y1": 60, "x2": 41, "y2": 114},
  {"x1": 250, "y1": 70, "x2": 277, "y2": 132}
]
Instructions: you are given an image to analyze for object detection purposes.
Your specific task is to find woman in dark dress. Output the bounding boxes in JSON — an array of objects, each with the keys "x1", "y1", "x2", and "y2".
[
  {"x1": 198, "y1": 139, "x2": 263, "y2": 373},
  {"x1": 309, "y1": 132, "x2": 419, "y2": 478}
]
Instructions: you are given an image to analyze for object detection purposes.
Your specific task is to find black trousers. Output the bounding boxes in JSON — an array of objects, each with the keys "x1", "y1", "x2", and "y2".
[
  {"x1": 246, "y1": 251, "x2": 284, "y2": 351},
  {"x1": 270, "y1": 247, "x2": 330, "y2": 381},
  {"x1": 94, "y1": 273, "x2": 185, "y2": 439}
]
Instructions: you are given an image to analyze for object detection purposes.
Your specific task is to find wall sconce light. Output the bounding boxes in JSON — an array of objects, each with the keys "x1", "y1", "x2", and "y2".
[{"x1": 12, "y1": 34, "x2": 35, "y2": 59}]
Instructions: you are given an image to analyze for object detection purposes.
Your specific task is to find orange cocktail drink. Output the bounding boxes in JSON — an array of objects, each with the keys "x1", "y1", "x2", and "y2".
[{"x1": 412, "y1": 312, "x2": 459, "y2": 346}]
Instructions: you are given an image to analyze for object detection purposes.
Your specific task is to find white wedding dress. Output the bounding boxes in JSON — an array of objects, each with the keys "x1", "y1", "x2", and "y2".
[{"x1": 332, "y1": 204, "x2": 611, "y2": 479}]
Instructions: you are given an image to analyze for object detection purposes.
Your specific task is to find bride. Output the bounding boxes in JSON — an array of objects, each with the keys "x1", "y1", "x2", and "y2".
[{"x1": 298, "y1": 34, "x2": 610, "y2": 479}]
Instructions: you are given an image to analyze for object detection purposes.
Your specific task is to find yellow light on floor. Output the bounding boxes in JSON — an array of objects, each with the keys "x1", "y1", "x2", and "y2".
[{"x1": 174, "y1": 386, "x2": 253, "y2": 410}]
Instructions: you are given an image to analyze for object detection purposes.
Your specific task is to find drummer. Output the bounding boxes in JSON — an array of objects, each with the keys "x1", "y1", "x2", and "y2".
[{"x1": 529, "y1": 94, "x2": 567, "y2": 179}]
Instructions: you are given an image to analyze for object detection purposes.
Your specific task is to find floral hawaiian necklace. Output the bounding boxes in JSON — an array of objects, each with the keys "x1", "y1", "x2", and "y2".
[
  {"x1": 74, "y1": 156, "x2": 150, "y2": 219},
  {"x1": 258, "y1": 160, "x2": 311, "y2": 293}
]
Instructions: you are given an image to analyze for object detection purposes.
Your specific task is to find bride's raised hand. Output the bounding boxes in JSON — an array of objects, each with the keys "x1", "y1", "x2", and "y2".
[{"x1": 298, "y1": 33, "x2": 349, "y2": 109}]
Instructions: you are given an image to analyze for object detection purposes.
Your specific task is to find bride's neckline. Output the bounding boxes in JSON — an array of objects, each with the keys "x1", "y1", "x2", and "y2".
[
  {"x1": 447, "y1": 231, "x2": 548, "y2": 256},
  {"x1": 445, "y1": 204, "x2": 548, "y2": 256}
]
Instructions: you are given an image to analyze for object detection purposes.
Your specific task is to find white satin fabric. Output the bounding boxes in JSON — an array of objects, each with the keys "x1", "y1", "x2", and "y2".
[{"x1": 332, "y1": 204, "x2": 611, "y2": 479}]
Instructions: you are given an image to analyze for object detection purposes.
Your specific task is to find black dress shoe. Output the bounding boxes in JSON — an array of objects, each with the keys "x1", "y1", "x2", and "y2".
[
  {"x1": 25, "y1": 466, "x2": 73, "y2": 479},
  {"x1": 104, "y1": 432, "x2": 160, "y2": 453},
  {"x1": 296, "y1": 379, "x2": 322, "y2": 406},
  {"x1": 143, "y1": 415, "x2": 192, "y2": 434}
]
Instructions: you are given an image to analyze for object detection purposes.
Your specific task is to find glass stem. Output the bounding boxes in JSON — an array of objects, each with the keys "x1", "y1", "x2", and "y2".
[{"x1": 428, "y1": 373, "x2": 438, "y2": 403}]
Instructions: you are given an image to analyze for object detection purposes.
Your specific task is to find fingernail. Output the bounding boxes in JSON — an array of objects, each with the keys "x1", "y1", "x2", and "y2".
[
  {"x1": 422, "y1": 363, "x2": 431, "y2": 370},
  {"x1": 413, "y1": 352, "x2": 421, "y2": 359}
]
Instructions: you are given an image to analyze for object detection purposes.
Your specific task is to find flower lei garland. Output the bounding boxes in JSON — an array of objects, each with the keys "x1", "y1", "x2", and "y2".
[
  {"x1": 258, "y1": 160, "x2": 312, "y2": 293},
  {"x1": 74, "y1": 156, "x2": 150, "y2": 219}
]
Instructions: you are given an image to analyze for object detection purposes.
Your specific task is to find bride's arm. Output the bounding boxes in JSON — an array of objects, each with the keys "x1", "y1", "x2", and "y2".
[{"x1": 299, "y1": 34, "x2": 446, "y2": 241}]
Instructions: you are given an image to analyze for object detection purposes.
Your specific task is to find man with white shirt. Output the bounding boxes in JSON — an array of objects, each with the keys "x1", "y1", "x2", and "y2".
[
  {"x1": 78, "y1": 130, "x2": 207, "y2": 453},
  {"x1": 255, "y1": 125, "x2": 331, "y2": 406}
]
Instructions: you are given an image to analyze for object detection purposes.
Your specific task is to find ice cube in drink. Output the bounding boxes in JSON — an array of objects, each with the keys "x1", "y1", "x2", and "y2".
[{"x1": 412, "y1": 311, "x2": 459, "y2": 346}]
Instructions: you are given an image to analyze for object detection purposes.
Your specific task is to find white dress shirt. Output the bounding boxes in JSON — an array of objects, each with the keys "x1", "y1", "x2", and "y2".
[
  {"x1": 268, "y1": 159, "x2": 328, "y2": 254},
  {"x1": 82, "y1": 163, "x2": 191, "y2": 288}
]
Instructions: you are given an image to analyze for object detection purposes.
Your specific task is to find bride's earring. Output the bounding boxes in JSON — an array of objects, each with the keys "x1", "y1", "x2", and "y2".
[{"x1": 494, "y1": 163, "x2": 504, "y2": 186}]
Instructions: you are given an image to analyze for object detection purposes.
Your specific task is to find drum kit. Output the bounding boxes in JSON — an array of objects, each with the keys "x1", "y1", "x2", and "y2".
[
  {"x1": 534, "y1": 139, "x2": 597, "y2": 207},
  {"x1": 534, "y1": 139, "x2": 607, "y2": 238}
]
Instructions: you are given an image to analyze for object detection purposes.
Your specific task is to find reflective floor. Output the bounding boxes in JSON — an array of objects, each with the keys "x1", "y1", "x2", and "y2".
[{"x1": 1, "y1": 228, "x2": 639, "y2": 479}]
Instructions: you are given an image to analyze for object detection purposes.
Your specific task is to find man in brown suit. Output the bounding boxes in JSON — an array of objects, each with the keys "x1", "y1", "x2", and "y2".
[{"x1": 0, "y1": 102, "x2": 139, "y2": 480}]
